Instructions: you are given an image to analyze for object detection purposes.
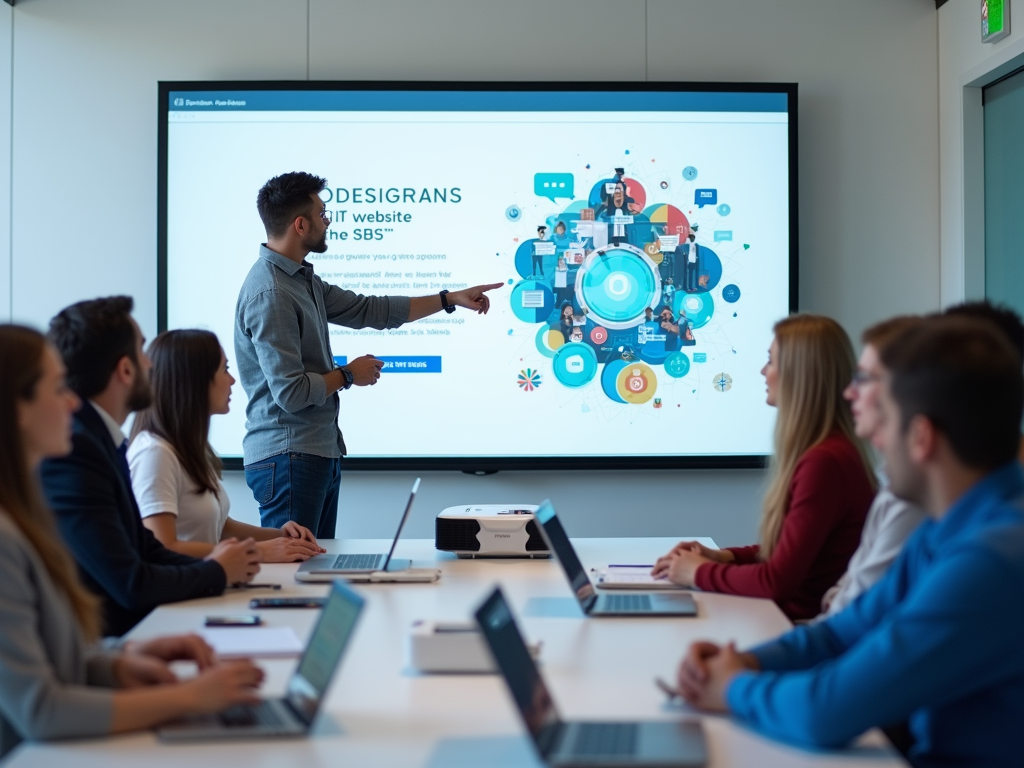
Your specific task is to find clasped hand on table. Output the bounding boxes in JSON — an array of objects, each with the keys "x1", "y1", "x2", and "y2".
[{"x1": 651, "y1": 540, "x2": 734, "y2": 587}]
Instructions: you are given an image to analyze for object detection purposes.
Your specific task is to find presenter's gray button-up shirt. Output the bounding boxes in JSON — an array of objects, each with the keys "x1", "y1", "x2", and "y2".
[{"x1": 234, "y1": 245, "x2": 410, "y2": 465}]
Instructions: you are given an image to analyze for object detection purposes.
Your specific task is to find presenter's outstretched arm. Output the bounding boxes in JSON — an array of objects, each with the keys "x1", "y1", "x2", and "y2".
[{"x1": 407, "y1": 283, "x2": 504, "y2": 322}]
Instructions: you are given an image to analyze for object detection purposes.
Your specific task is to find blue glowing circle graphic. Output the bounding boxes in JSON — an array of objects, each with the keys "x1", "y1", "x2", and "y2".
[
  {"x1": 722, "y1": 284, "x2": 741, "y2": 303},
  {"x1": 664, "y1": 352, "x2": 691, "y2": 378},
  {"x1": 677, "y1": 291, "x2": 715, "y2": 330},
  {"x1": 575, "y1": 245, "x2": 660, "y2": 330},
  {"x1": 552, "y1": 343, "x2": 599, "y2": 388}
]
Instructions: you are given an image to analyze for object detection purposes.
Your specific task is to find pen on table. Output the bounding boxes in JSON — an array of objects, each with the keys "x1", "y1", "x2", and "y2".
[
  {"x1": 655, "y1": 677, "x2": 684, "y2": 701},
  {"x1": 239, "y1": 583, "x2": 282, "y2": 590}
]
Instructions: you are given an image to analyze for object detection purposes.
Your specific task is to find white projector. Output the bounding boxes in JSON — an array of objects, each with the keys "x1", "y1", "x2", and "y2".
[{"x1": 435, "y1": 504, "x2": 550, "y2": 558}]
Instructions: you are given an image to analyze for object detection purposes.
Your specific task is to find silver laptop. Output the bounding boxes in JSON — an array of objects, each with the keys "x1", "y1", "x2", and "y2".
[
  {"x1": 536, "y1": 501, "x2": 697, "y2": 617},
  {"x1": 475, "y1": 587, "x2": 707, "y2": 767},
  {"x1": 158, "y1": 580, "x2": 364, "y2": 742},
  {"x1": 296, "y1": 478, "x2": 419, "y2": 580}
]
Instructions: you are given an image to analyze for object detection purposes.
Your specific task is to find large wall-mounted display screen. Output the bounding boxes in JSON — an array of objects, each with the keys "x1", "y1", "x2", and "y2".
[{"x1": 159, "y1": 82, "x2": 797, "y2": 470}]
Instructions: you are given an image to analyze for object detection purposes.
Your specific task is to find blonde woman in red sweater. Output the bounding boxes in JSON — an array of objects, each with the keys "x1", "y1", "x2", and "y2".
[{"x1": 653, "y1": 314, "x2": 876, "y2": 620}]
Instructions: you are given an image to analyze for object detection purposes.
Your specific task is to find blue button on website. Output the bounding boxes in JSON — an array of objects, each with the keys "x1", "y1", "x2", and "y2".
[{"x1": 333, "y1": 355, "x2": 442, "y2": 373}]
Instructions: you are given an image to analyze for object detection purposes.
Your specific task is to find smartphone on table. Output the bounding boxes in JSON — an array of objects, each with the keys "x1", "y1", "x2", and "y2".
[
  {"x1": 204, "y1": 615, "x2": 262, "y2": 627},
  {"x1": 248, "y1": 597, "x2": 326, "y2": 609}
]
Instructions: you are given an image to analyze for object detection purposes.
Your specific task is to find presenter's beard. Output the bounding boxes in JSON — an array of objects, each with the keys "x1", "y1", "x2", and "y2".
[{"x1": 304, "y1": 231, "x2": 328, "y2": 254}]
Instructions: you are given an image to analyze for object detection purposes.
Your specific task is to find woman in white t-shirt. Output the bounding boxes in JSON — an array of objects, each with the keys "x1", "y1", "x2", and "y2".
[{"x1": 128, "y1": 330, "x2": 324, "y2": 562}]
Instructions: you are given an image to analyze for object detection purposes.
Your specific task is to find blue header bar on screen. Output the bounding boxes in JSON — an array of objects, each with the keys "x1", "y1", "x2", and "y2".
[{"x1": 167, "y1": 90, "x2": 789, "y2": 113}]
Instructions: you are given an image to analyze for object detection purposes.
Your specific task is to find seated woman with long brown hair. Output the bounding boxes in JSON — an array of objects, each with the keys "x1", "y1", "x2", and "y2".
[
  {"x1": 0, "y1": 325, "x2": 264, "y2": 756},
  {"x1": 129, "y1": 329, "x2": 324, "y2": 562},
  {"x1": 652, "y1": 314, "x2": 877, "y2": 621}
]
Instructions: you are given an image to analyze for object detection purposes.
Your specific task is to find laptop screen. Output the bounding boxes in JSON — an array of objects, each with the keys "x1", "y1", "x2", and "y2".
[
  {"x1": 474, "y1": 588, "x2": 561, "y2": 753},
  {"x1": 381, "y1": 477, "x2": 420, "y2": 569},
  {"x1": 286, "y1": 581, "x2": 365, "y2": 723},
  {"x1": 535, "y1": 501, "x2": 597, "y2": 611}
]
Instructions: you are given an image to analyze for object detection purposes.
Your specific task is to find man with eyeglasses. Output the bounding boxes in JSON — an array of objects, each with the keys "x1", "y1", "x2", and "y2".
[
  {"x1": 675, "y1": 315, "x2": 1024, "y2": 766},
  {"x1": 235, "y1": 172, "x2": 501, "y2": 539},
  {"x1": 816, "y1": 316, "x2": 927, "y2": 618}
]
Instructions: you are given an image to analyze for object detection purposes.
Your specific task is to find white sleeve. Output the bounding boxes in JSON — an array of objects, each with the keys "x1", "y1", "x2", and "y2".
[
  {"x1": 127, "y1": 436, "x2": 181, "y2": 519},
  {"x1": 850, "y1": 494, "x2": 926, "y2": 582},
  {"x1": 827, "y1": 490, "x2": 927, "y2": 615}
]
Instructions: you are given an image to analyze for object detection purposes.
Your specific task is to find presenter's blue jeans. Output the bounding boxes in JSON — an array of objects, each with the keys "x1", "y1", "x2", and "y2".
[{"x1": 244, "y1": 452, "x2": 341, "y2": 540}]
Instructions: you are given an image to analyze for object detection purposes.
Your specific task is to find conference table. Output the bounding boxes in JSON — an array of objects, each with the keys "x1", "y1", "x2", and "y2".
[{"x1": 5, "y1": 537, "x2": 905, "y2": 768}]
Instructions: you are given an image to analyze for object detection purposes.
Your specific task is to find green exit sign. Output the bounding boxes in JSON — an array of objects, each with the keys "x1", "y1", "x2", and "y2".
[{"x1": 983, "y1": 0, "x2": 1010, "y2": 43}]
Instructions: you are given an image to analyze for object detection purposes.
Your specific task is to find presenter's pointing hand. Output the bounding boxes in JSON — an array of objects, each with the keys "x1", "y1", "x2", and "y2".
[
  {"x1": 349, "y1": 354, "x2": 385, "y2": 386},
  {"x1": 449, "y1": 282, "x2": 504, "y2": 315}
]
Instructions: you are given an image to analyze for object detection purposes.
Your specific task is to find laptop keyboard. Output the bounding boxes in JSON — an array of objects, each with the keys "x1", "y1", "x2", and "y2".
[
  {"x1": 332, "y1": 553, "x2": 383, "y2": 570},
  {"x1": 218, "y1": 702, "x2": 286, "y2": 728},
  {"x1": 570, "y1": 722, "x2": 639, "y2": 756},
  {"x1": 602, "y1": 593, "x2": 653, "y2": 612}
]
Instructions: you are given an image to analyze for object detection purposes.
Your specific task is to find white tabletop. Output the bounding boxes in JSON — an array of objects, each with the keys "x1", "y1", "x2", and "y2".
[{"x1": 5, "y1": 538, "x2": 904, "y2": 767}]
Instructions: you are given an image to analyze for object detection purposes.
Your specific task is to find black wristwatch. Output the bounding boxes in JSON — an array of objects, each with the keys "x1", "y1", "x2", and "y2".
[
  {"x1": 339, "y1": 366, "x2": 354, "y2": 390},
  {"x1": 439, "y1": 289, "x2": 456, "y2": 314}
]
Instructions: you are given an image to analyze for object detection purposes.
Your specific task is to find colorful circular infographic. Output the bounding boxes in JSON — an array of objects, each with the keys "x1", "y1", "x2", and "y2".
[{"x1": 505, "y1": 163, "x2": 744, "y2": 406}]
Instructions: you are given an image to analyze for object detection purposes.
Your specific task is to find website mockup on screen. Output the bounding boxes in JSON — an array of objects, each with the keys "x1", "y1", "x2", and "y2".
[{"x1": 162, "y1": 84, "x2": 795, "y2": 467}]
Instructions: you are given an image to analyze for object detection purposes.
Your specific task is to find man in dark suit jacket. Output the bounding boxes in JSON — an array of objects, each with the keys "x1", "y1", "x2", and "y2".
[{"x1": 41, "y1": 296, "x2": 260, "y2": 636}]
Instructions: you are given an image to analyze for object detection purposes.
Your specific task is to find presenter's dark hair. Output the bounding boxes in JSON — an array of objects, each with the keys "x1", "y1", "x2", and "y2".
[
  {"x1": 257, "y1": 172, "x2": 327, "y2": 238},
  {"x1": 48, "y1": 296, "x2": 137, "y2": 399},
  {"x1": 0, "y1": 325, "x2": 100, "y2": 640},
  {"x1": 881, "y1": 316, "x2": 1024, "y2": 470},
  {"x1": 943, "y1": 300, "x2": 1024, "y2": 360},
  {"x1": 131, "y1": 329, "x2": 222, "y2": 495}
]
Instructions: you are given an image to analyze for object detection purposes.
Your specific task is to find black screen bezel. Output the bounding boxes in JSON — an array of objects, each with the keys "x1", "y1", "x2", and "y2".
[{"x1": 158, "y1": 80, "x2": 798, "y2": 472}]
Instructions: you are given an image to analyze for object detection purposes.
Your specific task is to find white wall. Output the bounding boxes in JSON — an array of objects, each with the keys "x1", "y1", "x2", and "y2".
[
  {"x1": 938, "y1": 0, "x2": 1024, "y2": 306},
  {"x1": 0, "y1": 3, "x2": 10, "y2": 320},
  {"x1": 6, "y1": 0, "x2": 941, "y2": 543}
]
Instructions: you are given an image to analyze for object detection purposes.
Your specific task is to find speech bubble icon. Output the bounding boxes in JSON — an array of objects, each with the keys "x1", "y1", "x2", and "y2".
[
  {"x1": 534, "y1": 173, "x2": 575, "y2": 202},
  {"x1": 694, "y1": 189, "x2": 718, "y2": 208},
  {"x1": 713, "y1": 230, "x2": 733, "y2": 242}
]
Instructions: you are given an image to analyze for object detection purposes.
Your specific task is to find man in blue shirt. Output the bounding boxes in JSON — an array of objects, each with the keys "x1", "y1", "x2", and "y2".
[
  {"x1": 674, "y1": 315, "x2": 1024, "y2": 768},
  {"x1": 236, "y1": 172, "x2": 501, "y2": 538}
]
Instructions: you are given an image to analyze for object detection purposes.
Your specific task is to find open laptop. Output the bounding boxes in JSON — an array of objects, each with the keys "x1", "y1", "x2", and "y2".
[
  {"x1": 296, "y1": 478, "x2": 420, "y2": 580},
  {"x1": 158, "y1": 580, "x2": 364, "y2": 742},
  {"x1": 475, "y1": 587, "x2": 707, "y2": 767},
  {"x1": 535, "y1": 501, "x2": 697, "y2": 617}
]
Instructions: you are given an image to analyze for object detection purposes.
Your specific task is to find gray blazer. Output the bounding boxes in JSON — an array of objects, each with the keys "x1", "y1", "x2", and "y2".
[{"x1": 0, "y1": 510, "x2": 117, "y2": 757}]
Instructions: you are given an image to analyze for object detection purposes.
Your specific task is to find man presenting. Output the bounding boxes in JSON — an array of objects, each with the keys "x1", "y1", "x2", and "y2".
[{"x1": 236, "y1": 172, "x2": 501, "y2": 539}]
